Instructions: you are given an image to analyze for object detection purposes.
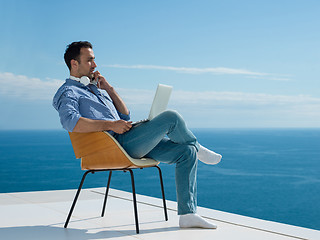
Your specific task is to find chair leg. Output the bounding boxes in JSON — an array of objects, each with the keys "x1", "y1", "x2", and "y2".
[
  {"x1": 64, "y1": 170, "x2": 92, "y2": 228},
  {"x1": 128, "y1": 169, "x2": 139, "y2": 234},
  {"x1": 101, "y1": 171, "x2": 112, "y2": 217},
  {"x1": 155, "y1": 166, "x2": 168, "y2": 221}
]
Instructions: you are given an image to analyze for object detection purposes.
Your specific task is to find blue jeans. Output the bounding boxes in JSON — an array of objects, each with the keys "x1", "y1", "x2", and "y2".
[{"x1": 115, "y1": 110, "x2": 199, "y2": 215}]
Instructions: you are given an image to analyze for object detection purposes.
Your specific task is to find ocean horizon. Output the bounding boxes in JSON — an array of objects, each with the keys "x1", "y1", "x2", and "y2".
[{"x1": 0, "y1": 128, "x2": 319, "y2": 231}]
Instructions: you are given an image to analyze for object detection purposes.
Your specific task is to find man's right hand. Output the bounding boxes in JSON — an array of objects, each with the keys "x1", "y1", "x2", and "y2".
[{"x1": 112, "y1": 120, "x2": 132, "y2": 134}]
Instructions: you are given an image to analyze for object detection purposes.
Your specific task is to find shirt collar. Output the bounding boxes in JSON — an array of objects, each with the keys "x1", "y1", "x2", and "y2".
[{"x1": 66, "y1": 78, "x2": 101, "y2": 96}]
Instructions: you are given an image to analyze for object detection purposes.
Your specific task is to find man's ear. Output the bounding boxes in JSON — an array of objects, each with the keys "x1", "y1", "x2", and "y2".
[{"x1": 70, "y1": 59, "x2": 79, "y2": 70}]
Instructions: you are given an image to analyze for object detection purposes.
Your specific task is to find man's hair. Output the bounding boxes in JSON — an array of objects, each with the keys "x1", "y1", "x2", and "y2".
[{"x1": 64, "y1": 41, "x2": 93, "y2": 70}]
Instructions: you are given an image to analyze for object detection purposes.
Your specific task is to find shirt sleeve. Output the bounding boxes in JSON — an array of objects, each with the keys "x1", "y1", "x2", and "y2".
[
  {"x1": 117, "y1": 110, "x2": 130, "y2": 121},
  {"x1": 56, "y1": 90, "x2": 81, "y2": 132},
  {"x1": 100, "y1": 90, "x2": 131, "y2": 121}
]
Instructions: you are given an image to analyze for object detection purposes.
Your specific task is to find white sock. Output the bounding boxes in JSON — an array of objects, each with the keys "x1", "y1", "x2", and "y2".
[
  {"x1": 197, "y1": 145, "x2": 222, "y2": 165},
  {"x1": 179, "y1": 213, "x2": 217, "y2": 229}
]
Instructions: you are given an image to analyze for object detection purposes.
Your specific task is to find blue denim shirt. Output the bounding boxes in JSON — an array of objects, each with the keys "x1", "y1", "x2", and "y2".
[{"x1": 52, "y1": 79, "x2": 130, "y2": 132}]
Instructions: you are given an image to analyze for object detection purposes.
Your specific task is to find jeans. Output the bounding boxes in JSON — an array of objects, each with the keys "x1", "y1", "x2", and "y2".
[{"x1": 115, "y1": 110, "x2": 199, "y2": 215}]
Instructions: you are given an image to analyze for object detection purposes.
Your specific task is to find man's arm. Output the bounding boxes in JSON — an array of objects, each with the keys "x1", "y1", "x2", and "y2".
[
  {"x1": 54, "y1": 88, "x2": 132, "y2": 134},
  {"x1": 94, "y1": 71, "x2": 129, "y2": 116},
  {"x1": 73, "y1": 117, "x2": 132, "y2": 134},
  {"x1": 75, "y1": 72, "x2": 131, "y2": 133}
]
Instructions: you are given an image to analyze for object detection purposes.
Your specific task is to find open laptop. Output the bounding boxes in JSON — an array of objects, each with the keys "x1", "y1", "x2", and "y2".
[{"x1": 132, "y1": 84, "x2": 173, "y2": 126}]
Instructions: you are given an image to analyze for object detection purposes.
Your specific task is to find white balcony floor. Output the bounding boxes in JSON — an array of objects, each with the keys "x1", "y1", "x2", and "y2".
[{"x1": 0, "y1": 187, "x2": 319, "y2": 240}]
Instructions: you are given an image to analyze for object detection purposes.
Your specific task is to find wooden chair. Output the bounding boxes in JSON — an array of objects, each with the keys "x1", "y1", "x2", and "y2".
[{"x1": 64, "y1": 131, "x2": 168, "y2": 233}]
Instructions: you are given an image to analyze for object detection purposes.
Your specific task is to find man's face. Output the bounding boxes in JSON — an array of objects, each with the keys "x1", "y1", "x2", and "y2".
[{"x1": 76, "y1": 47, "x2": 97, "y2": 78}]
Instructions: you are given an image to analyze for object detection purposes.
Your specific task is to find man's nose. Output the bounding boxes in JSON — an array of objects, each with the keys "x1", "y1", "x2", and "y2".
[{"x1": 92, "y1": 60, "x2": 97, "y2": 68}]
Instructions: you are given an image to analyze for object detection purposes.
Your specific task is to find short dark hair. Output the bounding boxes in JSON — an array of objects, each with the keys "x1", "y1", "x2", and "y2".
[{"x1": 64, "y1": 41, "x2": 93, "y2": 70}]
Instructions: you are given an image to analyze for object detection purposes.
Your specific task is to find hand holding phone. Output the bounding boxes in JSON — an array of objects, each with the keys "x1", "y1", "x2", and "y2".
[{"x1": 92, "y1": 71, "x2": 112, "y2": 91}]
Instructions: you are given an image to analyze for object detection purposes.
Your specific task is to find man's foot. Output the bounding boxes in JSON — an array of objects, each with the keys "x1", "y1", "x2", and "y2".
[
  {"x1": 179, "y1": 213, "x2": 217, "y2": 229},
  {"x1": 197, "y1": 145, "x2": 222, "y2": 165}
]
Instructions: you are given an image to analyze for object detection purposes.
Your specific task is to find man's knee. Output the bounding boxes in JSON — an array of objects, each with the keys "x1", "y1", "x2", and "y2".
[
  {"x1": 180, "y1": 144, "x2": 197, "y2": 163},
  {"x1": 160, "y1": 110, "x2": 183, "y2": 122}
]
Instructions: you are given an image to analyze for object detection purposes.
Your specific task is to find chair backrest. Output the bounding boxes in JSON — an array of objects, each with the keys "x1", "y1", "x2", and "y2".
[{"x1": 68, "y1": 131, "x2": 157, "y2": 170}]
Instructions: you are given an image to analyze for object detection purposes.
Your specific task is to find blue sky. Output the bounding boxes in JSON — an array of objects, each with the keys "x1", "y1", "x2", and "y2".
[{"x1": 0, "y1": 0, "x2": 319, "y2": 129}]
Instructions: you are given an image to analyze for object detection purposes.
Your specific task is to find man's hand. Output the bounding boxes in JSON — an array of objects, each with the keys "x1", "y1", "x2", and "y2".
[
  {"x1": 93, "y1": 71, "x2": 111, "y2": 91},
  {"x1": 112, "y1": 120, "x2": 132, "y2": 134}
]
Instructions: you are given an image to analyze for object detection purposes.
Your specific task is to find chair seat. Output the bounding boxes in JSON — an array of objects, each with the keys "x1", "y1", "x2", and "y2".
[{"x1": 81, "y1": 150, "x2": 158, "y2": 170}]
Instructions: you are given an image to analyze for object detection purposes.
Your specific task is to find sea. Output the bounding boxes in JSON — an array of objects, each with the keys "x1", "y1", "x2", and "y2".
[{"x1": 0, "y1": 128, "x2": 319, "y2": 231}]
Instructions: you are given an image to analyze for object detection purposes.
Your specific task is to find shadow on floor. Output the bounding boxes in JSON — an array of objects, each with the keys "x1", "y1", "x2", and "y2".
[{"x1": 0, "y1": 224, "x2": 181, "y2": 240}]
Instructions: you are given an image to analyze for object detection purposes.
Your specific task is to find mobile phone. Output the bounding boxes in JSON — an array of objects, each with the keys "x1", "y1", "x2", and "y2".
[{"x1": 91, "y1": 77, "x2": 98, "y2": 86}]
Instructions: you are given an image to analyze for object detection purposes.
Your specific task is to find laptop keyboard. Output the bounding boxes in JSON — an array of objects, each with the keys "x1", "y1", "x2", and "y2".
[{"x1": 132, "y1": 119, "x2": 149, "y2": 126}]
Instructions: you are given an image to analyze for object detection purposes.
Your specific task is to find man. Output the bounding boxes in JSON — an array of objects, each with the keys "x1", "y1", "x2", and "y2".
[{"x1": 53, "y1": 41, "x2": 222, "y2": 229}]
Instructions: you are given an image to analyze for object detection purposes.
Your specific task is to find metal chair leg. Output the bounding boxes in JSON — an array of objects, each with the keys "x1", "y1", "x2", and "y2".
[
  {"x1": 128, "y1": 169, "x2": 139, "y2": 234},
  {"x1": 64, "y1": 170, "x2": 93, "y2": 228},
  {"x1": 64, "y1": 166, "x2": 166, "y2": 233},
  {"x1": 101, "y1": 171, "x2": 112, "y2": 217},
  {"x1": 155, "y1": 166, "x2": 168, "y2": 221}
]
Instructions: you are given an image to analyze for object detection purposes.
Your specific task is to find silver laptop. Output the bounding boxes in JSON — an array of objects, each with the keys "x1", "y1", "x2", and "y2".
[{"x1": 132, "y1": 84, "x2": 173, "y2": 126}]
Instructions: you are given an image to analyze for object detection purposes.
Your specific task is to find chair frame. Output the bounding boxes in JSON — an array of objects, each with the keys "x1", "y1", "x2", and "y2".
[{"x1": 64, "y1": 165, "x2": 168, "y2": 234}]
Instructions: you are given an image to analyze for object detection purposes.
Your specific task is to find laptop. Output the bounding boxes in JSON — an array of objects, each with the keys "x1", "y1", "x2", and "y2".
[{"x1": 132, "y1": 84, "x2": 173, "y2": 126}]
